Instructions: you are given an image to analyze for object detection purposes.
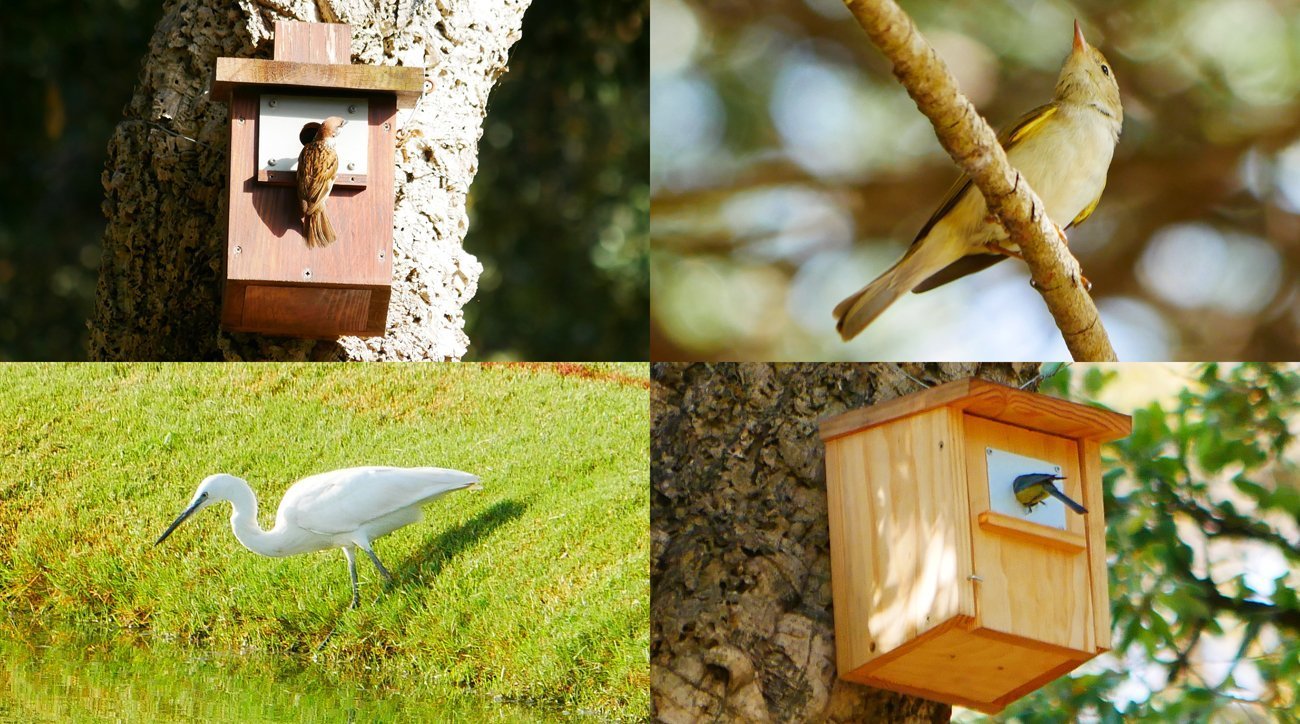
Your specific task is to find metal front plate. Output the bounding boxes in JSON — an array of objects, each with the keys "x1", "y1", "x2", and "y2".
[
  {"x1": 257, "y1": 95, "x2": 368, "y2": 180},
  {"x1": 985, "y1": 447, "x2": 1068, "y2": 530}
]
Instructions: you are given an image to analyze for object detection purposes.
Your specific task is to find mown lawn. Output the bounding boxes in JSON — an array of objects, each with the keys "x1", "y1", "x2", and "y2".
[{"x1": 0, "y1": 362, "x2": 649, "y2": 718}]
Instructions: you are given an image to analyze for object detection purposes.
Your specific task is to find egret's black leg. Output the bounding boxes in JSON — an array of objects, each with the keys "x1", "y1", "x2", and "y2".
[{"x1": 362, "y1": 547, "x2": 394, "y2": 581}]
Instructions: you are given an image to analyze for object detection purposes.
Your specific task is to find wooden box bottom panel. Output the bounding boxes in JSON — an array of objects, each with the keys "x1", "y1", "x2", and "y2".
[
  {"x1": 221, "y1": 282, "x2": 390, "y2": 338},
  {"x1": 841, "y1": 624, "x2": 1095, "y2": 714}
]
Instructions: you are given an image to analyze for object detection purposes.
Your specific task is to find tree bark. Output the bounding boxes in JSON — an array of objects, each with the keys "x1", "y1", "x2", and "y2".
[
  {"x1": 841, "y1": 0, "x2": 1117, "y2": 362},
  {"x1": 90, "y1": 0, "x2": 529, "y2": 360},
  {"x1": 651, "y1": 362, "x2": 1038, "y2": 722}
]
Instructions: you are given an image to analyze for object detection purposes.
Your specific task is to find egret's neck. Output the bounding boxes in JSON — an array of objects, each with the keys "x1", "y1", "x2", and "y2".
[{"x1": 223, "y1": 482, "x2": 281, "y2": 556}]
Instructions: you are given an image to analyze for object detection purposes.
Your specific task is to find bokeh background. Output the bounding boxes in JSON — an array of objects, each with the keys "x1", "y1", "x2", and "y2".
[
  {"x1": 0, "y1": 0, "x2": 648, "y2": 361},
  {"x1": 651, "y1": 0, "x2": 1300, "y2": 361}
]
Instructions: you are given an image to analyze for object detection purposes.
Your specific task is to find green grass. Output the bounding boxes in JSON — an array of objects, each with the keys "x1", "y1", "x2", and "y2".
[{"x1": 0, "y1": 363, "x2": 649, "y2": 719}]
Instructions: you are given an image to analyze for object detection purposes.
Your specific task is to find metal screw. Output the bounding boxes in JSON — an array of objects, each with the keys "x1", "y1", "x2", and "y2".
[
  {"x1": 348, "y1": 104, "x2": 357, "y2": 114},
  {"x1": 234, "y1": 245, "x2": 242, "y2": 255},
  {"x1": 238, "y1": 117, "x2": 245, "y2": 124},
  {"x1": 383, "y1": 121, "x2": 391, "y2": 131},
  {"x1": 377, "y1": 250, "x2": 385, "y2": 260},
  {"x1": 269, "y1": 98, "x2": 277, "y2": 107},
  {"x1": 969, "y1": 575, "x2": 983, "y2": 582},
  {"x1": 986, "y1": 447, "x2": 993, "y2": 456},
  {"x1": 1054, "y1": 465, "x2": 1061, "y2": 473},
  {"x1": 303, "y1": 268, "x2": 312, "y2": 279},
  {"x1": 268, "y1": 158, "x2": 276, "y2": 166},
  {"x1": 347, "y1": 162, "x2": 356, "y2": 171}
]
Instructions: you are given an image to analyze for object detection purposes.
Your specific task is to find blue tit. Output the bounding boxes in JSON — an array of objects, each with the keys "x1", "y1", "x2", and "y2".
[{"x1": 1013, "y1": 473, "x2": 1088, "y2": 514}]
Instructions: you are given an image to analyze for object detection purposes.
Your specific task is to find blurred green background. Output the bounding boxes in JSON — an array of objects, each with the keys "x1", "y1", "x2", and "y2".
[
  {"x1": 987, "y1": 362, "x2": 1300, "y2": 720},
  {"x1": 651, "y1": 0, "x2": 1300, "y2": 361},
  {"x1": 0, "y1": 0, "x2": 648, "y2": 361}
]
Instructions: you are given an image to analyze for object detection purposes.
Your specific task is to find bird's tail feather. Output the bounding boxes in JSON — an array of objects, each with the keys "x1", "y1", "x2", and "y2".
[
  {"x1": 303, "y1": 210, "x2": 337, "y2": 248},
  {"x1": 319, "y1": 210, "x2": 336, "y2": 246},
  {"x1": 833, "y1": 242, "x2": 955, "y2": 341},
  {"x1": 1046, "y1": 484, "x2": 1088, "y2": 514}
]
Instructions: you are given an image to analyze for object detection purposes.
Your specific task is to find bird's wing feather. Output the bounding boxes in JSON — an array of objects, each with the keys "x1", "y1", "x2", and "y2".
[
  {"x1": 1002, "y1": 103, "x2": 1058, "y2": 148},
  {"x1": 910, "y1": 103, "x2": 1060, "y2": 292},
  {"x1": 296, "y1": 143, "x2": 338, "y2": 213},
  {"x1": 913, "y1": 253, "x2": 1006, "y2": 293},
  {"x1": 280, "y1": 466, "x2": 480, "y2": 535},
  {"x1": 908, "y1": 175, "x2": 972, "y2": 249},
  {"x1": 1069, "y1": 191, "x2": 1102, "y2": 228},
  {"x1": 910, "y1": 104, "x2": 1056, "y2": 247}
]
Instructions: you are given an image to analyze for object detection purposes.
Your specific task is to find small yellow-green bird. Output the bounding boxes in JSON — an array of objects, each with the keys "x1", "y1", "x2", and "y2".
[
  {"x1": 834, "y1": 20, "x2": 1122, "y2": 340},
  {"x1": 1013, "y1": 473, "x2": 1088, "y2": 514}
]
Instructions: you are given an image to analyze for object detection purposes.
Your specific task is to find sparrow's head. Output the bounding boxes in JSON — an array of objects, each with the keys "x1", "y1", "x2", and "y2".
[{"x1": 318, "y1": 116, "x2": 346, "y2": 139}]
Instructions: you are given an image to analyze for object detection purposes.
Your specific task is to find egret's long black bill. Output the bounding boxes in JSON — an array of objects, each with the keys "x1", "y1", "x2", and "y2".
[{"x1": 155, "y1": 492, "x2": 208, "y2": 545}]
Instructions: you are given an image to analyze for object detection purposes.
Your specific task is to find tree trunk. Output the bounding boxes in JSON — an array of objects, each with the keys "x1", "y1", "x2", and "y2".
[
  {"x1": 651, "y1": 362, "x2": 1038, "y2": 722},
  {"x1": 89, "y1": 0, "x2": 529, "y2": 360}
]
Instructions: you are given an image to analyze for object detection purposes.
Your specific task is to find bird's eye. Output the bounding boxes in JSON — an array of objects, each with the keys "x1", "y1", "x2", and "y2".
[{"x1": 1101, "y1": 64, "x2": 1111, "y2": 77}]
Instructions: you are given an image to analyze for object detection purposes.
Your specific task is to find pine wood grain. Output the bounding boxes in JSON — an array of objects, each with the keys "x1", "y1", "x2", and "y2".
[
  {"x1": 821, "y1": 378, "x2": 1131, "y2": 712},
  {"x1": 963, "y1": 416, "x2": 1095, "y2": 653},
  {"x1": 824, "y1": 408, "x2": 975, "y2": 676},
  {"x1": 820, "y1": 378, "x2": 1131, "y2": 443}
]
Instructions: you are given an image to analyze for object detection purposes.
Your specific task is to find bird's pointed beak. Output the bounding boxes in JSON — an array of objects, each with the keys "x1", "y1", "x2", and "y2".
[
  {"x1": 155, "y1": 492, "x2": 208, "y2": 546},
  {"x1": 1073, "y1": 19, "x2": 1087, "y2": 53}
]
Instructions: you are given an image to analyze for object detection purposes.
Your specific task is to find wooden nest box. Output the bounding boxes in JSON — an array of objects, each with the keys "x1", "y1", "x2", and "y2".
[
  {"x1": 211, "y1": 21, "x2": 424, "y2": 338},
  {"x1": 819, "y1": 378, "x2": 1131, "y2": 713}
]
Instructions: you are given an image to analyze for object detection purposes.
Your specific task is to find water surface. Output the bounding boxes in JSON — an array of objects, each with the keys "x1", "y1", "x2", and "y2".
[{"x1": 0, "y1": 635, "x2": 559, "y2": 722}]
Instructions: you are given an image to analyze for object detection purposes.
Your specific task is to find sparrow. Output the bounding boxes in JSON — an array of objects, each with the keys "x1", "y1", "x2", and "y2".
[
  {"x1": 834, "y1": 21, "x2": 1122, "y2": 340},
  {"x1": 297, "y1": 116, "x2": 344, "y2": 248},
  {"x1": 1013, "y1": 473, "x2": 1088, "y2": 514}
]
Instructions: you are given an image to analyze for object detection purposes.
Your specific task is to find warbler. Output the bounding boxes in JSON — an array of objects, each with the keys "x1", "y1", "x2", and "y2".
[
  {"x1": 834, "y1": 21, "x2": 1122, "y2": 340},
  {"x1": 1013, "y1": 473, "x2": 1088, "y2": 514}
]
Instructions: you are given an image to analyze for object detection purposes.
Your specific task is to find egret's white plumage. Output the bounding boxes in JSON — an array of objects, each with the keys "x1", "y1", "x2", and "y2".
[{"x1": 156, "y1": 466, "x2": 481, "y2": 607}]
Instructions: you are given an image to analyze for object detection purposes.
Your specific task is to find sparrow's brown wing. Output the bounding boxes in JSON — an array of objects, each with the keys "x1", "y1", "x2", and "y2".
[
  {"x1": 911, "y1": 103, "x2": 1060, "y2": 293},
  {"x1": 297, "y1": 142, "x2": 338, "y2": 215}
]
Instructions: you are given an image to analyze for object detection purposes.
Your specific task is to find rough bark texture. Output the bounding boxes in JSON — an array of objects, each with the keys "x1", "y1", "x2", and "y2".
[
  {"x1": 651, "y1": 362, "x2": 1039, "y2": 722},
  {"x1": 842, "y1": 0, "x2": 1117, "y2": 362},
  {"x1": 90, "y1": 0, "x2": 528, "y2": 360}
]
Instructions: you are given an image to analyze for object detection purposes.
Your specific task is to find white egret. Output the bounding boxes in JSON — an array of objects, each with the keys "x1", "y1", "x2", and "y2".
[{"x1": 155, "y1": 466, "x2": 481, "y2": 607}]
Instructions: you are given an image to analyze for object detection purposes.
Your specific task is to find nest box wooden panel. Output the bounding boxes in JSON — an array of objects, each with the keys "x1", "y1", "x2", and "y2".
[
  {"x1": 211, "y1": 21, "x2": 423, "y2": 339},
  {"x1": 819, "y1": 378, "x2": 1131, "y2": 714}
]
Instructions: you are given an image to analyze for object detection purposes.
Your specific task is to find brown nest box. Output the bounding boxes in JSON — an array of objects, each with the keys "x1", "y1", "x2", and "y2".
[{"x1": 211, "y1": 21, "x2": 424, "y2": 339}]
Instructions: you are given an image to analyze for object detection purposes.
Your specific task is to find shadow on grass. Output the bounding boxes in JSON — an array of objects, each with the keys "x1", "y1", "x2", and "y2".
[
  {"x1": 394, "y1": 499, "x2": 528, "y2": 589},
  {"x1": 309, "y1": 500, "x2": 529, "y2": 650}
]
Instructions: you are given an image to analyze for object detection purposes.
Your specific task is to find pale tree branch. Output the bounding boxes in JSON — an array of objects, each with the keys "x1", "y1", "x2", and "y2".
[{"x1": 843, "y1": 0, "x2": 1118, "y2": 361}]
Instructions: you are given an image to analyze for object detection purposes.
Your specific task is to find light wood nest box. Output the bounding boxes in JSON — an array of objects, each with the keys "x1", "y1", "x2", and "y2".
[
  {"x1": 819, "y1": 378, "x2": 1131, "y2": 714},
  {"x1": 210, "y1": 21, "x2": 424, "y2": 339}
]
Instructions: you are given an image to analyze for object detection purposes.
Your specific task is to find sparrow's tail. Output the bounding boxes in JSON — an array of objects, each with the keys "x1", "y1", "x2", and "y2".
[
  {"x1": 303, "y1": 209, "x2": 337, "y2": 248},
  {"x1": 833, "y1": 241, "x2": 955, "y2": 341}
]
